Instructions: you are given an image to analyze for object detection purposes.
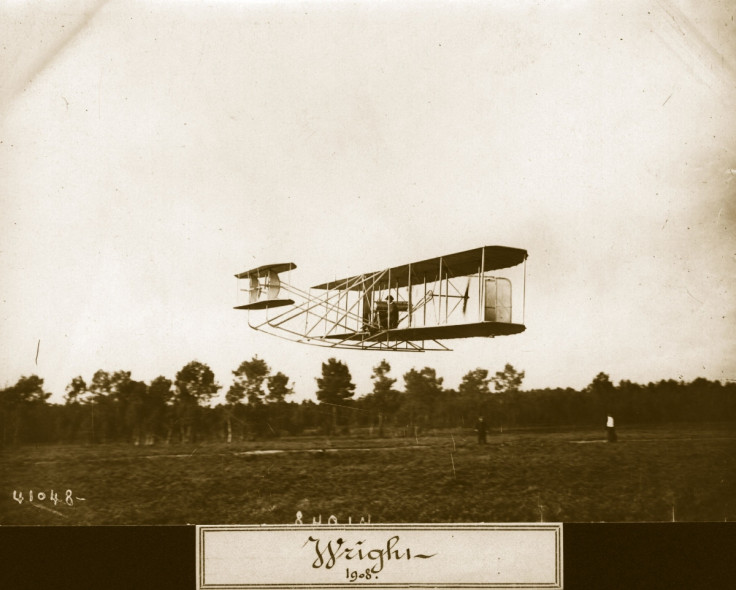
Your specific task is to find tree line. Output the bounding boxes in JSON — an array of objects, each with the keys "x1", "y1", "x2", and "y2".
[{"x1": 1, "y1": 358, "x2": 734, "y2": 446}]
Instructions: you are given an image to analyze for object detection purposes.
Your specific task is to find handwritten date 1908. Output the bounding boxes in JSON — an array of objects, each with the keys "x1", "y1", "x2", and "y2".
[{"x1": 346, "y1": 567, "x2": 376, "y2": 582}]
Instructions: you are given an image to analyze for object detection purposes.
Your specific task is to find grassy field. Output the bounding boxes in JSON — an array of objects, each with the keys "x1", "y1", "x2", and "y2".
[{"x1": 1, "y1": 424, "x2": 734, "y2": 525}]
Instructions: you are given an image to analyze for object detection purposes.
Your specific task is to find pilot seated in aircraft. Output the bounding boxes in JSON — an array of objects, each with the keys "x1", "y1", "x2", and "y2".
[
  {"x1": 387, "y1": 296, "x2": 399, "y2": 329},
  {"x1": 374, "y1": 296, "x2": 399, "y2": 330}
]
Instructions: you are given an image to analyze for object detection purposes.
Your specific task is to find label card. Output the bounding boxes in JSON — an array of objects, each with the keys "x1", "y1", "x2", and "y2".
[{"x1": 197, "y1": 523, "x2": 562, "y2": 589}]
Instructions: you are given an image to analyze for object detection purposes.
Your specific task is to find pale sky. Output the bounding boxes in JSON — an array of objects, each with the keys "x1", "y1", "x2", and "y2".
[{"x1": 1, "y1": 0, "x2": 734, "y2": 403}]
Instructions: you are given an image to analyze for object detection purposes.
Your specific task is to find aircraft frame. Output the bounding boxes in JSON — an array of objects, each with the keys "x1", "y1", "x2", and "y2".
[{"x1": 234, "y1": 246, "x2": 527, "y2": 352}]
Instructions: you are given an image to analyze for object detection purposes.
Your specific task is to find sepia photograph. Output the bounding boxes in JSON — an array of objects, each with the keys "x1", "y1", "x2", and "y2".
[{"x1": 1, "y1": 0, "x2": 734, "y2": 534}]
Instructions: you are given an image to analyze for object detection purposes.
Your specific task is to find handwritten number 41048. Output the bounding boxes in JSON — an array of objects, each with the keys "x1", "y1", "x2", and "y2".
[
  {"x1": 12, "y1": 489, "x2": 84, "y2": 506},
  {"x1": 347, "y1": 568, "x2": 376, "y2": 582}
]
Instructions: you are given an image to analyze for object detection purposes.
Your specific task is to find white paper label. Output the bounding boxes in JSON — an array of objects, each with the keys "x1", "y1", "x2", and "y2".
[{"x1": 197, "y1": 523, "x2": 563, "y2": 589}]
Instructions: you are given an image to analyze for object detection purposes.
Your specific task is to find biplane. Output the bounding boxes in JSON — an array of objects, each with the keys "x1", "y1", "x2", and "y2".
[{"x1": 235, "y1": 245, "x2": 527, "y2": 351}]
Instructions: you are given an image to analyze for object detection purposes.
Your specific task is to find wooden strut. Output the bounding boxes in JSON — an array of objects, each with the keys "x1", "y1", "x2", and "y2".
[
  {"x1": 523, "y1": 255, "x2": 527, "y2": 325},
  {"x1": 408, "y1": 263, "x2": 413, "y2": 328},
  {"x1": 477, "y1": 264, "x2": 482, "y2": 321},
  {"x1": 438, "y1": 256, "x2": 443, "y2": 324},
  {"x1": 423, "y1": 275, "x2": 427, "y2": 327},
  {"x1": 480, "y1": 246, "x2": 485, "y2": 321},
  {"x1": 387, "y1": 266, "x2": 391, "y2": 345}
]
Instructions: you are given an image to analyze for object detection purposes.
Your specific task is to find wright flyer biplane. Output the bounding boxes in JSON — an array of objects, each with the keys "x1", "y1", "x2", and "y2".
[{"x1": 235, "y1": 245, "x2": 527, "y2": 351}]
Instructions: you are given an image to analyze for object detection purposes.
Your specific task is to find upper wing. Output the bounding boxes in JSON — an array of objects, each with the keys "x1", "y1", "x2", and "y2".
[
  {"x1": 311, "y1": 246, "x2": 527, "y2": 291},
  {"x1": 234, "y1": 262, "x2": 296, "y2": 279}
]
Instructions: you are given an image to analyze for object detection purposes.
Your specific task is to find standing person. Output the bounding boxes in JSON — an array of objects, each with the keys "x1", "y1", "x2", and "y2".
[
  {"x1": 606, "y1": 415, "x2": 617, "y2": 443},
  {"x1": 475, "y1": 416, "x2": 487, "y2": 445}
]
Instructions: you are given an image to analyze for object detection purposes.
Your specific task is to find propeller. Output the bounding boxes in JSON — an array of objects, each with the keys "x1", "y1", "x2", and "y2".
[{"x1": 462, "y1": 279, "x2": 471, "y2": 314}]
